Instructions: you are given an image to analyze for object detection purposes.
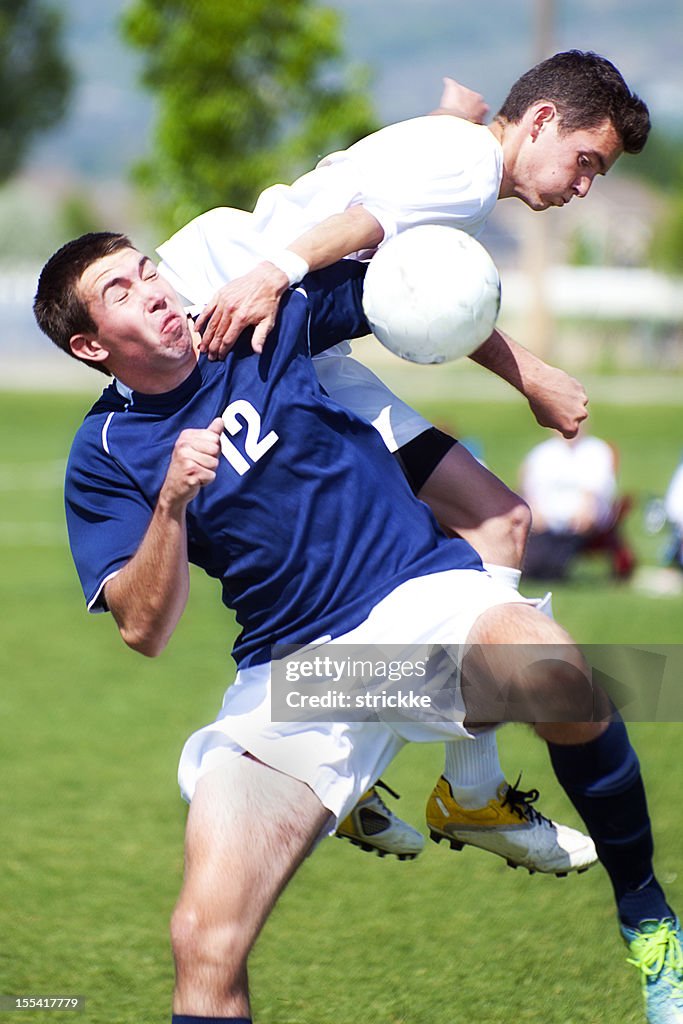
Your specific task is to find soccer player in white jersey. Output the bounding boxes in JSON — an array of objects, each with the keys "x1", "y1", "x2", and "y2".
[
  {"x1": 154, "y1": 51, "x2": 650, "y2": 868},
  {"x1": 34, "y1": 234, "x2": 682, "y2": 1024}
]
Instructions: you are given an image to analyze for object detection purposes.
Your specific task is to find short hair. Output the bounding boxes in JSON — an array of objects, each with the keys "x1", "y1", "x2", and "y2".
[
  {"x1": 34, "y1": 232, "x2": 134, "y2": 376},
  {"x1": 496, "y1": 50, "x2": 650, "y2": 154}
]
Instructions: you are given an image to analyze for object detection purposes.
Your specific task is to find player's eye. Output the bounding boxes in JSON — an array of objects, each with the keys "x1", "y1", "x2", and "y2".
[{"x1": 140, "y1": 258, "x2": 159, "y2": 282}]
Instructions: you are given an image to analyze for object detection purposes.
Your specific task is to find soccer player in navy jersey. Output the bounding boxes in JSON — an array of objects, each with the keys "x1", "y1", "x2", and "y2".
[
  {"x1": 154, "y1": 51, "x2": 651, "y2": 868},
  {"x1": 34, "y1": 234, "x2": 682, "y2": 1024}
]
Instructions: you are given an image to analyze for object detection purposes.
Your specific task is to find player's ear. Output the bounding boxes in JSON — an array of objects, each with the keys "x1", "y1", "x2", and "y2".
[
  {"x1": 530, "y1": 102, "x2": 557, "y2": 140},
  {"x1": 70, "y1": 333, "x2": 110, "y2": 366}
]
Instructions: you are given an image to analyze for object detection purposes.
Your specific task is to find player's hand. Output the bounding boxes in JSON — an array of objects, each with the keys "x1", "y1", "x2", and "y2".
[
  {"x1": 526, "y1": 366, "x2": 589, "y2": 438},
  {"x1": 160, "y1": 418, "x2": 224, "y2": 510},
  {"x1": 437, "y1": 77, "x2": 489, "y2": 124},
  {"x1": 195, "y1": 263, "x2": 289, "y2": 360},
  {"x1": 568, "y1": 503, "x2": 597, "y2": 534}
]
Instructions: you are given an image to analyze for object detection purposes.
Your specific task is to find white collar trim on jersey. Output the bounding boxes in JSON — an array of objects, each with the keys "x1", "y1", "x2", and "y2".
[{"x1": 115, "y1": 378, "x2": 134, "y2": 403}]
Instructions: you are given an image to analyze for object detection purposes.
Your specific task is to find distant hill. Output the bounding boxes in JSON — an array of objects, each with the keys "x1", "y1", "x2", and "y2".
[{"x1": 25, "y1": 0, "x2": 683, "y2": 182}]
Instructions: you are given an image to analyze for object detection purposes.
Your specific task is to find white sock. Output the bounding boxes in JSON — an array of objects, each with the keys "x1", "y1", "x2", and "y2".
[
  {"x1": 482, "y1": 562, "x2": 522, "y2": 590},
  {"x1": 441, "y1": 563, "x2": 521, "y2": 809},
  {"x1": 443, "y1": 732, "x2": 505, "y2": 808}
]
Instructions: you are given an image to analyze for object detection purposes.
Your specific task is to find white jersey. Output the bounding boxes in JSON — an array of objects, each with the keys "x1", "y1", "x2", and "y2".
[
  {"x1": 157, "y1": 116, "x2": 503, "y2": 305},
  {"x1": 665, "y1": 462, "x2": 683, "y2": 530},
  {"x1": 521, "y1": 436, "x2": 617, "y2": 532},
  {"x1": 157, "y1": 115, "x2": 504, "y2": 451}
]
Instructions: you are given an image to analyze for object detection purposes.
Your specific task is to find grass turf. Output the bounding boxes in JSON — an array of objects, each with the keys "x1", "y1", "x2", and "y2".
[{"x1": 1, "y1": 388, "x2": 681, "y2": 1023}]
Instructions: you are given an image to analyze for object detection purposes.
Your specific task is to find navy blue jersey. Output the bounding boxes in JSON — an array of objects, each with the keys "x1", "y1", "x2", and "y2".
[{"x1": 65, "y1": 260, "x2": 483, "y2": 666}]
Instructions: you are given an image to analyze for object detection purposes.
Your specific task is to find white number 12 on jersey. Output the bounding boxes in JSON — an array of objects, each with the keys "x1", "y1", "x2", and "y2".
[{"x1": 219, "y1": 400, "x2": 279, "y2": 476}]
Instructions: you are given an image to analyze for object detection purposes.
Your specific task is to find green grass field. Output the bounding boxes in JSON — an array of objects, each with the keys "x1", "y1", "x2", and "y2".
[{"x1": 1, "y1": 388, "x2": 682, "y2": 1024}]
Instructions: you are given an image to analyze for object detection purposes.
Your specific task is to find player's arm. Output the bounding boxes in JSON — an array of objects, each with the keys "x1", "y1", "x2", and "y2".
[
  {"x1": 104, "y1": 420, "x2": 224, "y2": 657},
  {"x1": 470, "y1": 328, "x2": 589, "y2": 438},
  {"x1": 568, "y1": 492, "x2": 601, "y2": 534},
  {"x1": 430, "y1": 76, "x2": 489, "y2": 123},
  {"x1": 195, "y1": 75, "x2": 487, "y2": 360},
  {"x1": 195, "y1": 206, "x2": 384, "y2": 360}
]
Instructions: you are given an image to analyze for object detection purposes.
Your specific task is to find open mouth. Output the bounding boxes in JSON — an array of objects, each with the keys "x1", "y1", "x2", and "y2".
[{"x1": 159, "y1": 311, "x2": 182, "y2": 334}]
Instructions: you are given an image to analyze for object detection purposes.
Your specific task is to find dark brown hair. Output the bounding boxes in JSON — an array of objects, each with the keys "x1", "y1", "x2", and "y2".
[
  {"x1": 34, "y1": 232, "x2": 134, "y2": 376},
  {"x1": 496, "y1": 50, "x2": 650, "y2": 154}
]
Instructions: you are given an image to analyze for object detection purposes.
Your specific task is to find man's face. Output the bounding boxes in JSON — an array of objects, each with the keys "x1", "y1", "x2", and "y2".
[
  {"x1": 74, "y1": 247, "x2": 194, "y2": 382},
  {"x1": 508, "y1": 111, "x2": 623, "y2": 211}
]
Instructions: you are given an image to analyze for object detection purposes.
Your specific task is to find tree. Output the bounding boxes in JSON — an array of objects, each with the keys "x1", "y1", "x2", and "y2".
[
  {"x1": 650, "y1": 195, "x2": 683, "y2": 274},
  {"x1": 121, "y1": 0, "x2": 378, "y2": 232},
  {"x1": 624, "y1": 127, "x2": 683, "y2": 193},
  {"x1": 0, "y1": 0, "x2": 73, "y2": 184},
  {"x1": 620, "y1": 126, "x2": 683, "y2": 273}
]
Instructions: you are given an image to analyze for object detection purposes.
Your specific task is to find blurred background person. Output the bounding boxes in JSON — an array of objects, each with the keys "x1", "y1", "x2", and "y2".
[
  {"x1": 664, "y1": 456, "x2": 683, "y2": 571},
  {"x1": 521, "y1": 427, "x2": 635, "y2": 580}
]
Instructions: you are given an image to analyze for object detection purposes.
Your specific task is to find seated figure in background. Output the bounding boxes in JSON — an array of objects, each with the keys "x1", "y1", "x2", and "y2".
[
  {"x1": 521, "y1": 429, "x2": 634, "y2": 580},
  {"x1": 664, "y1": 458, "x2": 683, "y2": 570}
]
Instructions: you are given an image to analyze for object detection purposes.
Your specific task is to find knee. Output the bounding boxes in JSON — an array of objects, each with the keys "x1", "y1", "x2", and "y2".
[
  {"x1": 504, "y1": 496, "x2": 532, "y2": 564},
  {"x1": 170, "y1": 904, "x2": 199, "y2": 961},
  {"x1": 520, "y1": 655, "x2": 596, "y2": 722},
  {"x1": 478, "y1": 495, "x2": 531, "y2": 568},
  {"x1": 464, "y1": 611, "x2": 596, "y2": 726},
  {"x1": 171, "y1": 902, "x2": 247, "y2": 980},
  {"x1": 171, "y1": 904, "x2": 214, "y2": 966},
  {"x1": 465, "y1": 654, "x2": 594, "y2": 727}
]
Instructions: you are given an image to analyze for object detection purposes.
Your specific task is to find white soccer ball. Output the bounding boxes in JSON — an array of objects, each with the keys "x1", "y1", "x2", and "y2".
[{"x1": 362, "y1": 225, "x2": 501, "y2": 364}]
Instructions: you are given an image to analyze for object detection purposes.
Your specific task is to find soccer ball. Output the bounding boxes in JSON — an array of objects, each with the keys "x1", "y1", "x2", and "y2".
[{"x1": 362, "y1": 225, "x2": 501, "y2": 364}]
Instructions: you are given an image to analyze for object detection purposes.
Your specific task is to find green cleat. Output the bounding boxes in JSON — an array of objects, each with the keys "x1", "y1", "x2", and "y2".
[{"x1": 622, "y1": 917, "x2": 683, "y2": 1023}]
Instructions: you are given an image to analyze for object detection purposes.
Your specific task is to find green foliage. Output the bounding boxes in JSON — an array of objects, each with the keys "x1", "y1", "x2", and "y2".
[
  {"x1": 650, "y1": 193, "x2": 683, "y2": 273},
  {"x1": 121, "y1": 0, "x2": 378, "y2": 233},
  {"x1": 59, "y1": 191, "x2": 105, "y2": 240},
  {"x1": 626, "y1": 127, "x2": 683, "y2": 192},
  {"x1": 625, "y1": 127, "x2": 683, "y2": 272},
  {"x1": 0, "y1": 0, "x2": 73, "y2": 183},
  {"x1": 567, "y1": 226, "x2": 607, "y2": 268}
]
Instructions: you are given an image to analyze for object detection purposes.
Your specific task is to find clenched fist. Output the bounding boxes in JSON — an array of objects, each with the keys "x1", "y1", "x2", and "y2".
[{"x1": 160, "y1": 418, "x2": 225, "y2": 511}]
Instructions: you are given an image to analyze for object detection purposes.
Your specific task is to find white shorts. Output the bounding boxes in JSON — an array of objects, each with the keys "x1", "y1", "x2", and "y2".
[
  {"x1": 313, "y1": 346, "x2": 430, "y2": 453},
  {"x1": 178, "y1": 569, "x2": 526, "y2": 828}
]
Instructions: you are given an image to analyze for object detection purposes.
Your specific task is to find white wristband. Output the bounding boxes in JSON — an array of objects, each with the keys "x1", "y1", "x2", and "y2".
[{"x1": 267, "y1": 250, "x2": 310, "y2": 287}]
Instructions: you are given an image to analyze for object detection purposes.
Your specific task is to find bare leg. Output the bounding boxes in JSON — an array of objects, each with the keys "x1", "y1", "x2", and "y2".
[
  {"x1": 335, "y1": 437, "x2": 534, "y2": 856},
  {"x1": 465, "y1": 599, "x2": 678, "y2": 969},
  {"x1": 417, "y1": 442, "x2": 531, "y2": 568},
  {"x1": 418, "y1": 443, "x2": 532, "y2": 807},
  {"x1": 171, "y1": 755, "x2": 330, "y2": 1018},
  {"x1": 464, "y1": 600, "x2": 609, "y2": 742}
]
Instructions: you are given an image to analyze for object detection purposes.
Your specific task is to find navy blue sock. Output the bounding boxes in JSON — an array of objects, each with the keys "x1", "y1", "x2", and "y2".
[
  {"x1": 171, "y1": 1017, "x2": 251, "y2": 1024},
  {"x1": 548, "y1": 719, "x2": 671, "y2": 928}
]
